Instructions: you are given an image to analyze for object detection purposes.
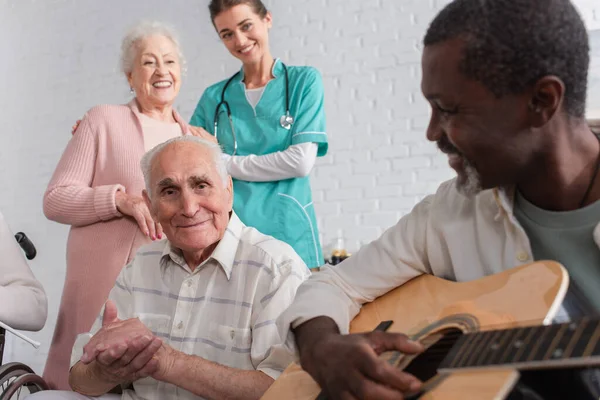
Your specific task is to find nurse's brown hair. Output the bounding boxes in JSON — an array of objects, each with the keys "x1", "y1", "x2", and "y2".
[{"x1": 209, "y1": 0, "x2": 268, "y2": 24}]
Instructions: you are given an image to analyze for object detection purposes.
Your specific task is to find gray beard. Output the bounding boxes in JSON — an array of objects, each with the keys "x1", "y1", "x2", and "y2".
[{"x1": 456, "y1": 158, "x2": 483, "y2": 197}]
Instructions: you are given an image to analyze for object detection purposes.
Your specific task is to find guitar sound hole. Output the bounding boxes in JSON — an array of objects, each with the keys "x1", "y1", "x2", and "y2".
[{"x1": 403, "y1": 328, "x2": 463, "y2": 383}]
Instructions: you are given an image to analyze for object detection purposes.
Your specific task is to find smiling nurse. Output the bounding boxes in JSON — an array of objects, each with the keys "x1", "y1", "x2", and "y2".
[{"x1": 189, "y1": 0, "x2": 328, "y2": 269}]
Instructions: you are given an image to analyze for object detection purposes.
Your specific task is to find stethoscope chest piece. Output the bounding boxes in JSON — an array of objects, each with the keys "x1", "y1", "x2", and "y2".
[
  {"x1": 280, "y1": 112, "x2": 294, "y2": 130},
  {"x1": 216, "y1": 61, "x2": 295, "y2": 147}
]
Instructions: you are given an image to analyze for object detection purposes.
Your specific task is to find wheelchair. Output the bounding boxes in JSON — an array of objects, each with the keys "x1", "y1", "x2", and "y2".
[{"x1": 0, "y1": 232, "x2": 49, "y2": 399}]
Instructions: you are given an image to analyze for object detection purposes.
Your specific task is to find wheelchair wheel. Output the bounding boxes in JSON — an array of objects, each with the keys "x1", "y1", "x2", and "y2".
[
  {"x1": 1, "y1": 373, "x2": 48, "y2": 399},
  {"x1": 0, "y1": 363, "x2": 48, "y2": 399}
]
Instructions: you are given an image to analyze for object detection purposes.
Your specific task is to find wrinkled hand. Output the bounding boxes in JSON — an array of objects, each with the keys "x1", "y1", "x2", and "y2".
[
  {"x1": 80, "y1": 300, "x2": 163, "y2": 384},
  {"x1": 148, "y1": 342, "x2": 177, "y2": 382},
  {"x1": 189, "y1": 125, "x2": 218, "y2": 144},
  {"x1": 115, "y1": 191, "x2": 162, "y2": 240},
  {"x1": 301, "y1": 331, "x2": 424, "y2": 400},
  {"x1": 81, "y1": 300, "x2": 155, "y2": 361},
  {"x1": 71, "y1": 119, "x2": 82, "y2": 135}
]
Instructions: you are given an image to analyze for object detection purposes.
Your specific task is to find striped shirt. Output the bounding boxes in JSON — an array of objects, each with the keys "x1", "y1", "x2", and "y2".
[{"x1": 71, "y1": 212, "x2": 309, "y2": 400}]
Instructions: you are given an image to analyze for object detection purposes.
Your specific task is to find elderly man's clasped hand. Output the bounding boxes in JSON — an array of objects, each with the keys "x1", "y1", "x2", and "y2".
[{"x1": 79, "y1": 300, "x2": 175, "y2": 385}]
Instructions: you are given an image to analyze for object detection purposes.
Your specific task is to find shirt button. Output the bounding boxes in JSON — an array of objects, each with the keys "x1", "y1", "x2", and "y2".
[
  {"x1": 516, "y1": 252, "x2": 529, "y2": 262},
  {"x1": 186, "y1": 280, "x2": 192, "y2": 287},
  {"x1": 176, "y1": 321, "x2": 183, "y2": 329}
]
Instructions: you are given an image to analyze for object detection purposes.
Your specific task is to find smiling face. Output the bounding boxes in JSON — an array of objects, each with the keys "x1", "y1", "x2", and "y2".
[
  {"x1": 421, "y1": 38, "x2": 536, "y2": 196},
  {"x1": 143, "y1": 141, "x2": 233, "y2": 257},
  {"x1": 128, "y1": 34, "x2": 181, "y2": 109},
  {"x1": 213, "y1": 3, "x2": 272, "y2": 66}
]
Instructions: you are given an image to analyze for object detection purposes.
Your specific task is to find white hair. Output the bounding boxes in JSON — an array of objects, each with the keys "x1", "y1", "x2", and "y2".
[
  {"x1": 141, "y1": 136, "x2": 229, "y2": 198},
  {"x1": 120, "y1": 20, "x2": 186, "y2": 76}
]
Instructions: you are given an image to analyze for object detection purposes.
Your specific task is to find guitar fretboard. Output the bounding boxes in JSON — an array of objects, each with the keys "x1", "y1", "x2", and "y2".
[{"x1": 440, "y1": 318, "x2": 600, "y2": 370}]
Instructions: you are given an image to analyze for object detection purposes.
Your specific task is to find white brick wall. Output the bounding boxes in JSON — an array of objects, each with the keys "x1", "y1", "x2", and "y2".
[{"x1": 0, "y1": 0, "x2": 598, "y2": 372}]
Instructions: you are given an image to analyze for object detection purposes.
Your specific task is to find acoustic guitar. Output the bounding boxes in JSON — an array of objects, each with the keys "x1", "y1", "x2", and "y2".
[{"x1": 260, "y1": 261, "x2": 600, "y2": 399}]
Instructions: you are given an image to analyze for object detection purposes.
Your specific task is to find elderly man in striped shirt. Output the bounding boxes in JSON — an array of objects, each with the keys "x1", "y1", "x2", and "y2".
[{"x1": 37, "y1": 136, "x2": 310, "y2": 400}]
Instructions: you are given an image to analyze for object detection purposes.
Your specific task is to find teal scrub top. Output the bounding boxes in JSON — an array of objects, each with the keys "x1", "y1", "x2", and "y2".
[{"x1": 190, "y1": 59, "x2": 328, "y2": 269}]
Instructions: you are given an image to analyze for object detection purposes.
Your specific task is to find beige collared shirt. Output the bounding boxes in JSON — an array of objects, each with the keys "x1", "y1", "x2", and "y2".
[
  {"x1": 278, "y1": 179, "x2": 597, "y2": 355},
  {"x1": 71, "y1": 212, "x2": 309, "y2": 400}
]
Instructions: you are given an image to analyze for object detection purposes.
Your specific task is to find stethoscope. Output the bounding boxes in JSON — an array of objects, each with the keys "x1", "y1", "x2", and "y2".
[{"x1": 213, "y1": 62, "x2": 294, "y2": 156}]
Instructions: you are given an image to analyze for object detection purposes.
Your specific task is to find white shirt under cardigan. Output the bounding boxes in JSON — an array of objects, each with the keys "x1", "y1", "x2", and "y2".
[
  {"x1": 136, "y1": 113, "x2": 182, "y2": 152},
  {"x1": 278, "y1": 179, "x2": 588, "y2": 351},
  {"x1": 71, "y1": 212, "x2": 309, "y2": 400}
]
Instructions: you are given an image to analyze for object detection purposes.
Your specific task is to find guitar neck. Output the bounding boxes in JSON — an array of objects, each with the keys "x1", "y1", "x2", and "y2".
[{"x1": 439, "y1": 318, "x2": 600, "y2": 372}]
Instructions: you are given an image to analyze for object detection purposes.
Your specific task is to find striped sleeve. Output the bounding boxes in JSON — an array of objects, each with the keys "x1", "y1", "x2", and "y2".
[{"x1": 250, "y1": 255, "x2": 309, "y2": 379}]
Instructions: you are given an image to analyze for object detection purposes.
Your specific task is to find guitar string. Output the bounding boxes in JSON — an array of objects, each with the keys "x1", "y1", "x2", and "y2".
[{"x1": 377, "y1": 319, "x2": 598, "y2": 368}]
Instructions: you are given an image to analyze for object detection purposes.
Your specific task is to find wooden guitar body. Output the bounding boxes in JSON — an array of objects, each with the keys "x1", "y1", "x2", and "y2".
[{"x1": 261, "y1": 261, "x2": 571, "y2": 400}]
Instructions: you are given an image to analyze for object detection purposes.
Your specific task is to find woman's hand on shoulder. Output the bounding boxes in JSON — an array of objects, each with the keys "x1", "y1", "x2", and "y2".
[
  {"x1": 115, "y1": 191, "x2": 163, "y2": 241},
  {"x1": 72, "y1": 120, "x2": 82, "y2": 135},
  {"x1": 189, "y1": 126, "x2": 218, "y2": 144}
]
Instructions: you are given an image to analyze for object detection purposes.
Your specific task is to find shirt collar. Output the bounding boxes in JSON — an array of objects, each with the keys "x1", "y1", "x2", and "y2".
[
  {"x1": 161, "y1": 241, "x2": 185, "y2": 270},
  {"x1": 493, "y1": 185, "x2": 514, "y2": 209},
  {"x1": 491, "y1": 186, "x2": 516, "y2": 221},
  {"x1": 236, "y1": 58, "x2": 283, "y2": 83},
  {"x1": 209, "y1": 211, "x2": 244, "y2": 279},
  {"x1": 160, "y1": 211, "x2": 245, "y2": 280}
]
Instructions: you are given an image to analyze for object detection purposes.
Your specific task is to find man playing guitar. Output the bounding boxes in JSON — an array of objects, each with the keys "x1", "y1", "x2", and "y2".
[{"x1": 278, "y1": 0, "x2": 600, "y2": 399}]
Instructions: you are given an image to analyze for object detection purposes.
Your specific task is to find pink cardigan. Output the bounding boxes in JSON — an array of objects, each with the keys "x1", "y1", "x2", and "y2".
[{"x1": 42, "y1": 100, "x2": 189, "y2": 389}]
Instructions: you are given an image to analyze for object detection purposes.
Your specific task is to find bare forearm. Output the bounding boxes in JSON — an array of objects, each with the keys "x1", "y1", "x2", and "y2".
[
  {"x1": 69, "y1": 361, "x2": 118, "y2": 396},
  {"x1": 160, "y1": 352, "x2": 274, "y2": 400}
]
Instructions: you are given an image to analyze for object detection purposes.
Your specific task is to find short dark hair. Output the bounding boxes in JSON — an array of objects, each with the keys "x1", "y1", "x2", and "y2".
[
  {"x1": 424, "y1": 0, "x2": 590, "y2": 118},
  {"x1": 208, "y1": 0, "x2": 268, "y2": 23}
]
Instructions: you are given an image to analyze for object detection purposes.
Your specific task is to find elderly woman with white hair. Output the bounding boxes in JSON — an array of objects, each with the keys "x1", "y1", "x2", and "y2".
[{"x1": 42, "y1": 20, "x2": 190, "y2": 389}]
